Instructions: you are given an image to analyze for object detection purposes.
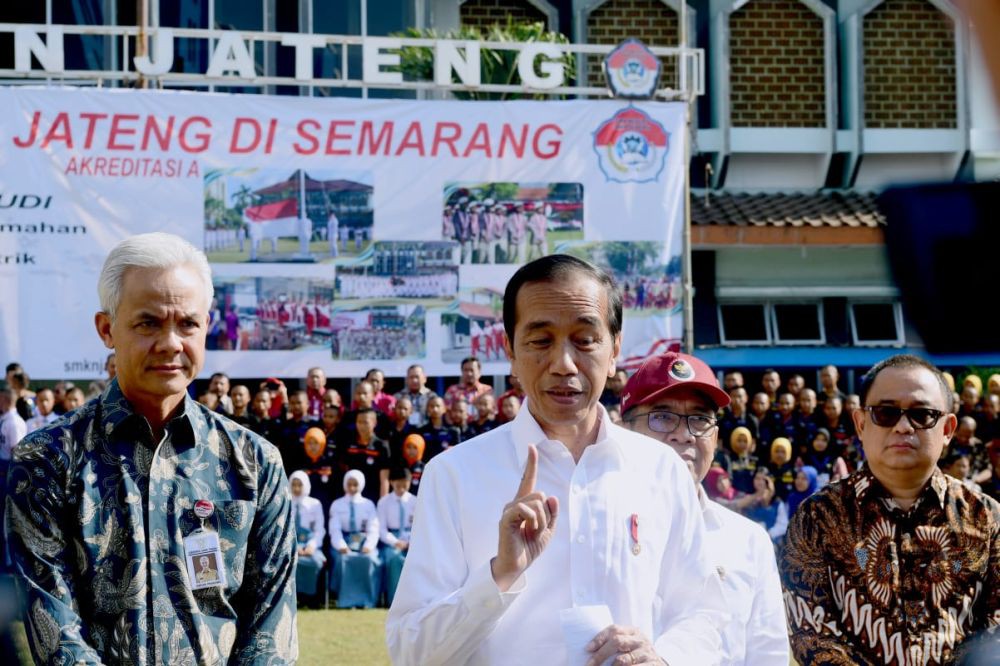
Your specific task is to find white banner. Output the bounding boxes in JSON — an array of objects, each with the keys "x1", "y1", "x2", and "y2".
[{"x1": 0, "y1": 87, "x2": 686, "y2": 379}]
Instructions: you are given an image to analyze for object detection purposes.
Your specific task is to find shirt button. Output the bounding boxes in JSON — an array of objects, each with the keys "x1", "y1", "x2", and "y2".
[{"x1": 577, "y1": 535, "x2": 585, "y2": 544}]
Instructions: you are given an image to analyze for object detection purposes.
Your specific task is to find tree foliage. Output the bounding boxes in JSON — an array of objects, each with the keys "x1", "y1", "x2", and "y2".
[{"x1": 393, "y1": 19, "x2": 575, "y2": 101}]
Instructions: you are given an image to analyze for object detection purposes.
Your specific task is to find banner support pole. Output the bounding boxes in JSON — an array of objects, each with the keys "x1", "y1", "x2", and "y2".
[{"x1": 680, "y1": 1, "x2": 694, "y2": 355}]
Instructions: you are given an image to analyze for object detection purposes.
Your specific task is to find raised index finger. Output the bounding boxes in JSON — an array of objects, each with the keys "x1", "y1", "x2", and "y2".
[{"x1": 515, "y1": 444, "x2": 538, "y2": 499}]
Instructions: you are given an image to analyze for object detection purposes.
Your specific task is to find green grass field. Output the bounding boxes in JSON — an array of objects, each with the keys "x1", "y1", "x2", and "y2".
[
  {"x1": 9, "y1": 610, "x2": 803, "y2": 664},
  {"x1": 207, "y1": 238, "x2": 371, "y2": 264},
  {"x1": 9, "y1": 610, "x2": 391, "y2": 665}
]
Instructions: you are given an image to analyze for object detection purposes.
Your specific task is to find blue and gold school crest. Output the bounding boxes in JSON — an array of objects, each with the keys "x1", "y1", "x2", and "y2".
[
  {"x1": 603, "y1": 38, "x2": 661, "y2": 99},
  {"x1": 593, "y1": 106, "x2": 670, "y2": 183}
]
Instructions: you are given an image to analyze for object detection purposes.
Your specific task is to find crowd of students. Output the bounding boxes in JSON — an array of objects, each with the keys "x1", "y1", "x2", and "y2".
[{"x1": 4, "y1": 357, "x2": 1000, "y2": 609}]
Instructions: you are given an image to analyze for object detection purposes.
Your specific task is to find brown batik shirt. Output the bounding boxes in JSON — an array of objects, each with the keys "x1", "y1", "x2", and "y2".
[{"x1": 780, "y1": 466, "x2": 1000, "y2": 665}]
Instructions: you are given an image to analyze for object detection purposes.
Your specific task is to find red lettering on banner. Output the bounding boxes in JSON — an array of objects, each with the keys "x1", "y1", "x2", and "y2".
[
  {"x1": 187, "y1": 161, "x2": 200, "y2": 177},
  {"x1": 325, "y1": 120, "x2": 355, "y2": 155},
  {"x1": 499, "y1": 124, "x2": 527, "y2": 158},
  {"x1": 359, "y1": 121, "x2": 393, "y2": 156},
  {"x1": 12, "y1": 111, "x2": 41, "y2": 148},
  {"x1": 40, "y1": 112, "x2": 73, "y2": 149},
  {"x1": 395, "y1": 122, "x2": 426, "y2": 156},
  {"x1": 462, "y1": 123, "x2": 492, "y2": 158},
  {"x1": 533, "y1": 123, "x2": 562, "y2": 159},
  {"x1": 178, "y1": 116, "x2": 211, "y2": 153},
  {"x1": 230, "y1": 117, "x2": 262, "y2": 153},
  {"x1": 80, "y1": 112, "x2": 107, "y2": 149},
  {"x1": 294, "y1": 119, "x2": 320, "y2": 155},
  {"x1": 264, "y1": 118, "x2": 278, "y2": 154},
  {"x1": 108, "y1": 114, "x2": 140, "y2": 150},
  {"x1": 431, "y1": 122, "x2": 461, "y2": 157},
  {"x1": 141, "y1": 116, "x2": 174, "y2": 151}
]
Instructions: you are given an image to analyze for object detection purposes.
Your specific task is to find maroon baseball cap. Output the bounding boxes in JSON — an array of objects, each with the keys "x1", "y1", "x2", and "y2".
[{"x1": 620, "y1": 352, "x2": 730, "y2": 414}]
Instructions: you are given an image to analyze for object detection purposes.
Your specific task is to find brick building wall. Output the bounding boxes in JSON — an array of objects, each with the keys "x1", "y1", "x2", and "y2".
[
  {"x1": 585, "y1": 0, "x2": 678, "y2": 91},
  {"x1": 459, "y1": 0, "x2": 549, "y2": 32},
  {"x1": 729, "y1": 0, "x2": 826, "y2": 128},
  {"x1": 863, "y1": 0, "x2": 956, "y2": 129}
]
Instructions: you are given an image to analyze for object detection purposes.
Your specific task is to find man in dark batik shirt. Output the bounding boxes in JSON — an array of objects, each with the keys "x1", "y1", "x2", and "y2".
[
  {"x1": 6, "y1": 233, "x2": 297, "y2": 665},
  {"x1": 781, "y1": 354, "x2": 1000, "y2": 665}
]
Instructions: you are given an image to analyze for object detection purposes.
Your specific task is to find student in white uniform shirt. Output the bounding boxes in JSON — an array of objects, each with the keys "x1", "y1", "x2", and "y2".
[
  {"x1": 329, "y1": 470, "x2": 380, "y2": 608},
  {"x1": 387, "y1": 255, "x2": 727, "y2": 666},
  {"x1": 377, "y1": 467, "x2": 417, "y2": 605},
  {"x1": 289, "y1": 470, "x2": 327, "y2": 602},
  {"x1": 621, "y1": 351, "x2": 790, "y2": 666}
]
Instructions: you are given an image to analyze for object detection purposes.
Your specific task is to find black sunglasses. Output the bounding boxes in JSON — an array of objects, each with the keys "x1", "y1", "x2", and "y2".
[{"x1": 866, "y1": 405, "x2": 944, "y2": 430}]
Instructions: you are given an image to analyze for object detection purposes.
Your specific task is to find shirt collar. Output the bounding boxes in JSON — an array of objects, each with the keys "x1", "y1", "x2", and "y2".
[
  {"x1": 853, "y1": 465, "x2": 948, "y2": 510},
  {"x1": 100, "y1": 378, "x2": 197, "y2": 442},
  {"x1": 510, "y1": 399, "x2": 621, "y2": 470}
]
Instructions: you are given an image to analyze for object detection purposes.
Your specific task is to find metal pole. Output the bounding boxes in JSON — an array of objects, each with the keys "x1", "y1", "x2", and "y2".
[
  {"x1": 136, "y1": 0, "x2": 148, "y2": 88},
  {"x1": 680, "y1": 1, "x2": 694, "y2": 354}
]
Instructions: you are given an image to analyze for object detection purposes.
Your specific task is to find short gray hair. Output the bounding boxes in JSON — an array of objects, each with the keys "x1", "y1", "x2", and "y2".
[{"x1": 98, "y1": 232, "x2": 213, "y2": 321}]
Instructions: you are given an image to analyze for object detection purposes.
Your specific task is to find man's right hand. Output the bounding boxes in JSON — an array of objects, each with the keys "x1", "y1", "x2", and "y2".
[{"x1": 490, "y1": 444, "x2": 559, "y2": 592}]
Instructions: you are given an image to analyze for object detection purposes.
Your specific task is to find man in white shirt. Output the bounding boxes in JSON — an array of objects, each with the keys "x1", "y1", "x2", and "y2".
[
  {"x1": 621, "y1": 352, "x2": 790, "y2": 665},
  {"x1": 25, "y1": 387, "x2": 59, "y2": 433},
  {"x1": 387, "y1": 255, "x2": 726, "y2": 665},
  {"x1": 0, "y1": 387, "x2": 27, "y2": 461}
]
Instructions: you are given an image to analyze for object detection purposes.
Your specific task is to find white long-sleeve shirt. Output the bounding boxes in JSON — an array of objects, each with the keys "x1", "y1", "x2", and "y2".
[
  {"x1": 702, "y1": 498, "x2": 790, "y2": 665},
  {"x1": 292, "y1": 495, "x2": 326, "y2": 552},
  {"x1": 328, "y1": 495, "x2": 379, "y2": 552},
  {"x1": 0, "y1": 409, "x2": 27, "y2": 461},
  {"x1": 386, "y1": 403, "x2": 727, "y2": 665},
  {"x1": 377, "y1": 491, "x2": 416, "y2": 548}
]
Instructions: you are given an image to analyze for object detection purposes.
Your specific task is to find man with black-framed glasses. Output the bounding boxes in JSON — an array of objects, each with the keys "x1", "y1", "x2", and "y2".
[
  {"x1": 621, "y1": 352, "x2": 789, "y2": 666},
  {"x1": 781, "y1": 353, "x2": 1000, "y2": 665}
]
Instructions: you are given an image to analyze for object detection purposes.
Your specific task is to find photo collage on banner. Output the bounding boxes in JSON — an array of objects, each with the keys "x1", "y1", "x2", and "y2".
[{"x1": 0, "y1": 89, "x2": 687, "y2": 379}]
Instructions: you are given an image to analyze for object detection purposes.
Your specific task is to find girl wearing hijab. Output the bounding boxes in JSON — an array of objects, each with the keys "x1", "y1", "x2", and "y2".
[
  {"x1": 400, "y1": 433, "x2": 426, "y2": 495},
  {"x1": 768, "y1": 437, "x2": 796, "y2": 500},
  {"x1": 289, "y1": 470, "x2": 327, "y2": 604},
  {"x1": 727, "y1": 427, "x2": 759, "y2": 495},
  {"x1": 704, "y1": 467, "x2": 737, "y2": 503},
  {"x1": 804, "y1": 428, "x2": 848, "y2": 489},
  {"x1": 787, "y1": 465, "x2": 819, "y2": 519},
  {"x1": 377, "y1": 467, "x2": 417, "y2": 606},
  {"x1": 328, "y1": 469, "x2": 380, "y2": 608},
  {"x1": 743, "y1": 468, "x2": 788, "y2": 543}
]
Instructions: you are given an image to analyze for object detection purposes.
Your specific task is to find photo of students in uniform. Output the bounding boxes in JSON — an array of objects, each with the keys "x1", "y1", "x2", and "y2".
[
  {"x1": 442, "y1": 182, "x2": 583, "y2": 265},
  {"x1": 331, "y1": 305, "x2": 426, "y2": 361},
  {"x1": 210, "y1": 269, "x2": 334, "y2": 351},
  {"x1": 441, "y1": 265, "x2": 516, "y2": 365},
  {"x1": 336, "y1": 242, "x2": 459, "y2": 306},
  {"x1": 204, "y1": 168, "x2": 373, "y2": 264},
  {"x1": 556, "y1": 241, "x2": 681, "y2": 315}
]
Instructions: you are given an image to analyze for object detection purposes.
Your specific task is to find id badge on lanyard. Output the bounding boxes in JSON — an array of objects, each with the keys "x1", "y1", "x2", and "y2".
[{"x1": 184, "y1": 500, "x2": 227, "y2": 591}]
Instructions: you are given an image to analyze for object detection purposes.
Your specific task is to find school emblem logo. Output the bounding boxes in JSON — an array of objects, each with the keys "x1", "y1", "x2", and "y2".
[
  {"x1": 593, "y1": 106, "x2": 669, "y2": 183},
  {"x1": 603, "y1": 38, "x2": 661, "y2": 98},
  {"x1": 668, "y1": 359, "x2": 694, "y2": 382}
]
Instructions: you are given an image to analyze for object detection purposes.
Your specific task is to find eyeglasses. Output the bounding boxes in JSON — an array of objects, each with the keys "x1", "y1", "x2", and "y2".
[
  {"x1": 866, "y1": 406, "x2": 945, "y2": 430},
  {"x1": 628, "y1": 410, "x2": 718, "y2": 436}
]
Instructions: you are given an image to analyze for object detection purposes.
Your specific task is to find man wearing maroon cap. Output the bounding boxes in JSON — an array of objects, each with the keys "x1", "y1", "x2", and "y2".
[{"x1": 622, "y1": 351, "x2": 790, "y2": 666}]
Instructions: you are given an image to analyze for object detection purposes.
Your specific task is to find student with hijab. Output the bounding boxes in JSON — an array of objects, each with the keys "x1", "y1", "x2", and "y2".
[
  {"x1": 328, "y1": 469, "x2": 380, "y2": 608},
  {"x1": 377, "y1": 468, "x2": 417, "y2": 606},
  {"x1": 768, "y1": 437, "x2": 796, "y2": 499},
  {"x1": 786, "y1": 466, "x2": 818, "y2": 519},
  {"x1": 400, "y1": 433, "x2": 427, "y2": 496},
  {"x1": 743, "y1": 468, "x2": 788, "y2": 543},
  {"x1": 804, "y1": 428, "x2": 848, "y2": 489},
  {"x1": 704, "y1": 467, "x2": 737, "y2": 503},
  {"x1": 289, "y1": 470, "x2": 327, "y2": 605},
  {"x1": 727, "y1": 426, "x2": 760, "y2": 495}
]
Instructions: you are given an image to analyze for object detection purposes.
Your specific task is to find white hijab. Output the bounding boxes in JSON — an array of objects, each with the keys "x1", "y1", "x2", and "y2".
[
  {"x1": 343, "y1": 469, "x2": 365, "y2": 499},
  {"x1": 289, "y1": 470, "x2": 311, "y2": 506}
]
